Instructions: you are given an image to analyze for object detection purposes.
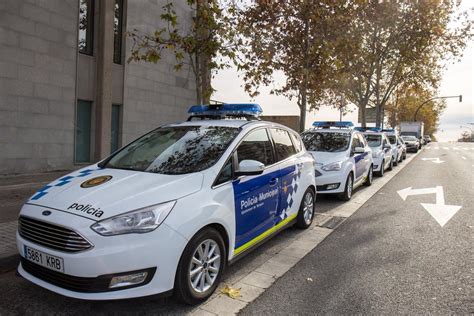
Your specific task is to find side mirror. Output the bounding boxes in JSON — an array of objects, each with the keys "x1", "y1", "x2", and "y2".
[
  {"x1": 383, "y1": 144, "x2": 391, "y2": 149},
  {"x1": 235, "y1": 160, "x2": 265, "y2": 177},
  {"x1": 354, "y1": 147, "x2": 365, "y2": 154}
]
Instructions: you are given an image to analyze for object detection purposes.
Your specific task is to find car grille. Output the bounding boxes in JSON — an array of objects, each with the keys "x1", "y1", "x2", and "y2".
[
  {"x1": 21, "y1": 258, "x2": 156, "y2": 293},
  {"x1": 18, "y1": 216, "x2": 92, "y2": 253}
]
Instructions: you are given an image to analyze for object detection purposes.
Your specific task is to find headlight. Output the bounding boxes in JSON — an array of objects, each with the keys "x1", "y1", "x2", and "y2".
[
  {"x1": 91, "y1": 201, "x2": 176, "y2": 236},
  {"x1": 321, "y1": 161, "x2": 343, "y2": 171}
]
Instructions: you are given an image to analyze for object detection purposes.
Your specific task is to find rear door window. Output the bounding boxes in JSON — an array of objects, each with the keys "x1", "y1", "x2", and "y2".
[{"x1": 270, "y1": 129, "x2": 297, "y2": 162}]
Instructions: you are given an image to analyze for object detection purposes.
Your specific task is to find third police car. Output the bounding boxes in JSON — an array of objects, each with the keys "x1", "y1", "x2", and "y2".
[
  {"x1": 301, "y1": 122, "x2": 373, "y2": 201},
  {"x1": 16, "y1": 104, "x2": 316, "y2": 304},
  {"x1": 358, "y1": 128, "x2": 393, "y2": 176}
]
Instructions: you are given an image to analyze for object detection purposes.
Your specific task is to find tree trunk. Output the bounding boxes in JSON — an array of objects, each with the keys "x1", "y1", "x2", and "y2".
[
  {"x1": 196, "y1": 0, "x2": 211, "y2": 104},
  {"x1": 360, "y1": 104, "x2": 367, "y2": 128},
  {"x1": 299, "y1": 89, "x2": 307, "y2": 133}
]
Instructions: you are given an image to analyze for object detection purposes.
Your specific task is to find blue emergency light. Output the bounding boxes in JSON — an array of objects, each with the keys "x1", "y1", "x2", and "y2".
[
  {"x1": 354, "y1": 127, "x2": 382, "y2": 132},
  {"x1": 382, "y1": 129, "x2": 395, "y2": 133},
  {"x1": 312, "y1": 121, "x2": 354, "y2": 128},
  {"x1": 188, "y1": 103, "x2": 262, "y2": 120}
]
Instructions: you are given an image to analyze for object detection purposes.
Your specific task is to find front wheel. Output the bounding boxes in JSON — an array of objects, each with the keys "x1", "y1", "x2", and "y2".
[
  {"x1": 338, "y1": 173, "x2": 353, "y2": 201},
  {"x1": 376, "y1": 160, "x2": 385, "y2": 177},
  {"x1": 393, "y1": 156, "x2": 398, "y2": 166},
  {"x1": 295, "y1": 188, "x2": 315, "y2": 229},
  {"x1": 174, "y1": 228, "x2": 226, "y2": 305},
  {"x1": 364, "y1": 165, "x2": 373, "y2": 186}
]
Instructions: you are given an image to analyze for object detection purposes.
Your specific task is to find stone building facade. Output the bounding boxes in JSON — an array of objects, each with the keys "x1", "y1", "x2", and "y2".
[{"x1": 0, "y1": 0, "x2": 196, "y2": 175}]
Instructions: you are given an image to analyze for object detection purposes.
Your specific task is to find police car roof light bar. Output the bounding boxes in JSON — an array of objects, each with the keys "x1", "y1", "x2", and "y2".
[
  {"x1": 187, "y1": 103, "x2": 262, "y2": 121},
  {"x1": 382, "y1": 128, "x2": 395, "y2": 133},
  {"x1": 312, "y1": 121, "x2": 354, "y2": 129},
  {"x1": 354, "y1": 127, "x2": 382, "y2": 132}
]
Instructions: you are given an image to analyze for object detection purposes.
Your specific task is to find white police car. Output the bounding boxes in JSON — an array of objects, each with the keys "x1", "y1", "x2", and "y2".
[
  {"x1": 16, "y1": 104, "x2": 316, "y2": 304},
  {"x1": 383, "y1": 129, "x2": 404, "y2": 166},
  {"x1": 301, "y1": 122, "x2": 373, "y2": 201},
  {"x1": 360, "y1": 129, "x2": 393, "y2": 177}
]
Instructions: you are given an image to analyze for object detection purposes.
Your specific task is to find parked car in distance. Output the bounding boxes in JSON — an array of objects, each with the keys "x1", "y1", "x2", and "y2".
[
  {"x1": 401, "y1": 135, "x2": 421, "y2": 152},
  {"x1": 362, "y1": 131, "x2": 393, "y2": 177},
  {"x1": 301, "y1": 121, "x2": 374, "y2": 201},
  {"x1": 423, "y1": 135, "x2": 432, "y2": 143},
  {"x1": 383, "y1": 129, "x2": 404, "y2": 166}
]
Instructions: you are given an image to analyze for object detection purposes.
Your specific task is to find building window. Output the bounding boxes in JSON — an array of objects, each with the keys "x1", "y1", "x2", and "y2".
[
  {"x1": 111, "y1": 104, "x2": 121, "y2": 153},
  {"x1": 78, "y1": 0, "x2": 94, "y2": 55},
  {"x1": 75, "y1": 100, "x2": 92, "y2": 163},
  {"x1": 113, "y1": 0, "x2": 123, "y2": 64}
]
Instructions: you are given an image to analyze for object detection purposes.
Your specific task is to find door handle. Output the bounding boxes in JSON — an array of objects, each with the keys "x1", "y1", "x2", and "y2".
[{"x1": 269, "y1": 178, "x2": 278, "y2": 186}]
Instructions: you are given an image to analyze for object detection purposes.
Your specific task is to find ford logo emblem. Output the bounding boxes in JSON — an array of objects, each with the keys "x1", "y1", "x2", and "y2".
[{"x1": 42, "y1": 210, "x2": 51, "y2": 216}]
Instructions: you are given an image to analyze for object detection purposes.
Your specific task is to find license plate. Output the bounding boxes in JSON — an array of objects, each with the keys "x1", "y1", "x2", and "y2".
[{"x1": 23, "y1": 245, "x2": 64, "y2": 273}]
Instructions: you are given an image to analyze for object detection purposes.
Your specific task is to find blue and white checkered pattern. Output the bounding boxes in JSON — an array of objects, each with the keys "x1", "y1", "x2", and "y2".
[
  {"x1": 30, "y1": 168, "x2": 100, "y2": 201},
  {"x1": 280, "y1": 162, "x2": 303, "y2": 220}
]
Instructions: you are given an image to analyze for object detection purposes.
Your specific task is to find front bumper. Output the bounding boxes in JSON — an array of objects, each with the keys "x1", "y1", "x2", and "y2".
[
  {"x1": 314, "y1": 168, "x2": 345, "y2": 194},
  {"x1": 16, "y1": 204, "x2": 187, "y2": 300}
]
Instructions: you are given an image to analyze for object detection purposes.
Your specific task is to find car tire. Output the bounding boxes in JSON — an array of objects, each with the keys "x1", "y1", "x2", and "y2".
[
  {"x1": 388, "y1": 158, "x2": 394, "y2": 171},
  {"x1": 393, "y1": 156, "x2": 398, "y2": 166},
  {"x1": 377, "y1": 160, "x2": 385, "y2": 177},
  {"x1": 415, "y1": 148, "x2": 418, "y2": 153},
  {"x1": 175, "y1": 227, "x2": 226, "y2": 305},
  {"x1": 338, "y1": 173, "x2": 353, "y2": 201},
  {"x1": 295, "y1": 188, "x2": 315, "y2": 229},
  {"x1": 364, "y1": 165, "x2": 373, "y2": 186}
]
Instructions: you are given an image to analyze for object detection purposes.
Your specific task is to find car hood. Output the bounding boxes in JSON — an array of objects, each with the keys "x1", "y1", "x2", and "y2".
[
  {"x1": 26, "y1": 166, "x2": 204, "y2": 221},
  {"x1": 308, "y1": 151, "x2": 348, "y2": 166}
]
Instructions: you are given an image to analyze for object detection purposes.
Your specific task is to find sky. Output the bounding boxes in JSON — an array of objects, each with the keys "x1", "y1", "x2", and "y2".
[{"x1": 213, "y1": 3, "x2": 473, "y2": 142}]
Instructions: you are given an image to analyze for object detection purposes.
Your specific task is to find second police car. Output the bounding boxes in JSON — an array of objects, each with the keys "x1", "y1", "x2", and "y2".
[
  {"x1": 301, "y1": 122, "x2": 374, "y2": 201},
  {"x1": 16, "y1": 104, "x2": 316, "y2": 304}
]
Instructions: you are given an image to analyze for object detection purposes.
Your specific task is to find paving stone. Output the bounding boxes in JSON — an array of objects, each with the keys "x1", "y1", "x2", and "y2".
[
  {"x1": 278, "y1": 244, "x2": 311, "y2": 259},
  {"x1": 254, "y1": 261, "x2": 292, "y2": 278},
  {"x1": 232, "y1": 282, "x2": 266, "y2": 303},
  {"x1": 240, "y1": 271, "x2": 276, "y2": 289},
  {"x1": 200, "y1": 294, "x2": 247, "y2": 316}
]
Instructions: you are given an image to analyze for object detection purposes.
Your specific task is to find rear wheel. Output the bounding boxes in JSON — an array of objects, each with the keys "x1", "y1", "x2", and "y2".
[
  {"x1": 295, "y1": 188, "x2": 315, "y2": 229},
  {"x1": 338, "y1": 173, "x2": 353, "y2": 201},
  {"x1": 175, "y1": 228, "x2": 226, "y2": 305}
]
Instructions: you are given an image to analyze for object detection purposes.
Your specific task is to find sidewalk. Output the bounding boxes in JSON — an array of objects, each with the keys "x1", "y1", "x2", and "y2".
[{"x1": 0, "y1": 170, "x2": 70, "y2": 272}]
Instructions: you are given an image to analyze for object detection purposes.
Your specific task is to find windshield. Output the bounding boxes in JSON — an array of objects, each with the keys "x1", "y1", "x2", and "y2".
[
  {"x1": 364, "y1": 134, "x2": 381, "y2": 147},
  {"x1": 105, "y1": 126, "x2": 240, "y2": 175},
  {"x1": 402, "y1": 136, "x2": 417, "y2": 141},
  {"x1": 301, "y1": 132, "x2": 350, "y2": 152},
  {"x1": 387, "y1": 135, "x2": 397, "y2": 145}
]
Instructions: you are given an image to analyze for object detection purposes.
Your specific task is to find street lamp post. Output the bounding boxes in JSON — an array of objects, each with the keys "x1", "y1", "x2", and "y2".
[{"x1": 413, "y1": 95, "x2": 462, "y2": 121}]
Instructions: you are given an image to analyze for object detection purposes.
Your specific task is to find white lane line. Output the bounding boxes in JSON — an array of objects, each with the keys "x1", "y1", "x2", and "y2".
[
  {"x1": 443, "y1": 147, "x2": 449, "y2": 150},
  {"x1": 462, "y1": 156, "x2": 466, "y2": 160}
]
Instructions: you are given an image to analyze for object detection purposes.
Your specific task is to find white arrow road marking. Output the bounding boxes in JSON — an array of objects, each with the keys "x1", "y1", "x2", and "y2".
[
  {"x1": 397, "y1": 186, "x2": 461, "y2": 227},
  {"x1": 461, "y1": 156, "x2": 466, "y2": 160},
  {"x1": 421, "y1": 157, "x2": 445, "y2": 164},
  {"x1": 442, "y1": 147, "x2": 449, "y2": 150}
]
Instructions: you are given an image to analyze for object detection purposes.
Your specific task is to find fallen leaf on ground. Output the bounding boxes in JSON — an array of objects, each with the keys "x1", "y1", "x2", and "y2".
[
  {"x1": 306, "y1": 277, "x2": 313, "y2": 282},
  {"x1": 221, "y1": 285, "x2": 241, "y2": 299}
]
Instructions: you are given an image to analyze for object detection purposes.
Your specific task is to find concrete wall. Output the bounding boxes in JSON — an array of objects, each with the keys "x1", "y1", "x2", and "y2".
[
  {"x1": 0, "y1": 0, "x2": 78, "y2": 174},
  {"x1": 122, "y1": 0, "x2": 197, "y2": 144}
]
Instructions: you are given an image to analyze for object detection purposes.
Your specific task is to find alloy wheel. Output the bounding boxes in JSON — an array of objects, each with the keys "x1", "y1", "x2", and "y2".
[{"x1": 189, "y1": 239, "x2": 221, "y2": 293}]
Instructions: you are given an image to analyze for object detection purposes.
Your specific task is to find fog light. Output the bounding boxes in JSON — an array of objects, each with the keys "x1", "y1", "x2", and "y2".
[
  {"x1": 326, "y1": 183, "x2": 340, "y2": 190},
  {"x1": 109, "y1": 271, "x2": 148, "y2": 289}
]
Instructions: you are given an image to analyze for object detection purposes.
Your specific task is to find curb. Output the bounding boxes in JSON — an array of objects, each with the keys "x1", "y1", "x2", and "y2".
[{"x1": 0, "y1": 254, "x2": 19, "y2": 273}]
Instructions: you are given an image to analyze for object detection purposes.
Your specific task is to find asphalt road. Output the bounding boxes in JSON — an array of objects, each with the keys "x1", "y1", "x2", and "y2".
[
  {"x1": 241, "y1": 142, "x2": 474, "y2": 314},
  {"x1": 0, "y1": 143, "x2": 471, "y2": 314}
]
